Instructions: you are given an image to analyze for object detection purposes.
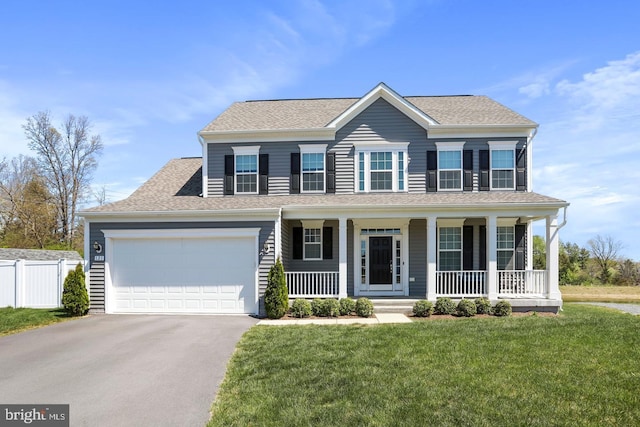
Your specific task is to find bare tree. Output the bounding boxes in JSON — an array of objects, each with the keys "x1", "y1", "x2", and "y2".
[
  {"x1": 588, "y1": 235, "x2": 623, "y2": 284},
  {"x1": 0, "y1": 155, "x2": 58, "y2": 248},
  {"x1": 23, "y1": 111, "x2": 103, "y2": 246}
]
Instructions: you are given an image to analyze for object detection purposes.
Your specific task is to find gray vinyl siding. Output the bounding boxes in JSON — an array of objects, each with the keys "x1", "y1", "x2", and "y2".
[
  {"x1": 335, "y1": 98, "x2": 428, "y2": 193},
  {"x1": 426, "y1": 138, "x2": 527, "y2": 192},
  {"x1": 285, "y1": 220, "x2": 339, "y2": 272},
  {"x1": 408, "y1": 219, "x2": 427, "y2": 297},
  {"x1": 88, "y1": 221, "x2": 275, "y2": 315},
  {"x1": 281, "y1": 219, "x2": 291, "y2": 271}
]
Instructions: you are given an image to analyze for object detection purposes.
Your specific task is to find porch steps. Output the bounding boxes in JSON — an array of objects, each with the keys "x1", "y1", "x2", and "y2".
[{"x1": 370, "y1": 299, "x2": 419, "y2": 314}]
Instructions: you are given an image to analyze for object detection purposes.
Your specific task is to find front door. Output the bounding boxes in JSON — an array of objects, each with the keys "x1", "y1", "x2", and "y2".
[{"x1": 369, "y1": 236, "x2": 393, "y2": 285}]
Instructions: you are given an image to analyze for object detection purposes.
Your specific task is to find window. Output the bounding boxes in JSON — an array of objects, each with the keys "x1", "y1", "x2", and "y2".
[
  {"x1": 304, "y1": 228, "x2": 322, "y2": 260},
  {"x1": 439, "y1": 227, "x2": 462, "y2": 271},
  {"x1": 299, "y1": 144, "x2": 327, "y2": 193},
  {"x1": 497, "y1": 226, "x2": 515, "y2": 270},
  {"x1": 489, "y1": 142, "x2": 517, "y2": 190},
  {"x1": 354, "y1": 143, "x2": 408, "y2": 192},
  {"x1": 370, "y1": 152, "x2": 393, "y2": 190},
  {"x1": 232, "y1": 146, "x2": 260, "y2": 194},
  {"x1": 302, "y1": 153, "x2": 324, "y2": 192},
  {"x1": 438, "y1": 150, "x2": 462, "y2": 190},
  {"x1": 235, "y1": 155, "x2": 257, "y2": 193}
]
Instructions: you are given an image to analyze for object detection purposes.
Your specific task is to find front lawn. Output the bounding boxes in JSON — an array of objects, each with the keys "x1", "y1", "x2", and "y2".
[
  {"x1": 209, "y1": 304, "x2": 640, "y2": 426},
  {"x1": 0, "y1": 307, "x2": 71, "y2": 336},
  {"x1": 561, "y1": 285, "x2": 640, "y2": 302}
]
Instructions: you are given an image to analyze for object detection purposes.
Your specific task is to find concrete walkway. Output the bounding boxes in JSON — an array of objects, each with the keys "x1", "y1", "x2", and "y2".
[
  {"x1": 257, "y1": 313, "x2": 412, "y2": 325},
  {"x1": 577, "y1": 302, "x2": 640, "y2": 315}
]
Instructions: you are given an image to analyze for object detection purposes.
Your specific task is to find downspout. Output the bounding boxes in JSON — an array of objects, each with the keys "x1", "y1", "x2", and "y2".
[{"x1": 557, "y1": 206, "x2": 568, "y2": 230}]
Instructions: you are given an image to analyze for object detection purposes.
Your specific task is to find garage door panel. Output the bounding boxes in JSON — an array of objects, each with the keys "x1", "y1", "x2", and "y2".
[{"x1": 109, "y1": 235, "x2": 256, "y2": 314}]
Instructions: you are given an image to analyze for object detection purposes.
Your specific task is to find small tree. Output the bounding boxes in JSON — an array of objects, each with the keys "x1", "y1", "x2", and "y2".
[
  {"x1": 62, "y1": 263, "x2": 89, "y2": 316},
  {"x1": 264, "y1": 258, "x2": 288, "y2": 319},
  {"x1": 588, "y1": 235, "x2": 623, "y2": 284}
]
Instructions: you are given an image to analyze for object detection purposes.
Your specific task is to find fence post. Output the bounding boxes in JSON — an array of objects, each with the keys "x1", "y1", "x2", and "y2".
[{"x1": 15, "y1": 259, "x2": 25, "y2": 308}]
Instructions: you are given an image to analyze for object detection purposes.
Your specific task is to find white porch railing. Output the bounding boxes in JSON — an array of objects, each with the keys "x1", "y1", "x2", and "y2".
[
  {"x1": 436, "y1": 271, "x2": 487, "y2": 297},
  {"x1": 286, "y1": 272, "x2": 339, "y2": 298},
  {"x1": 497, "y1": 270, "x2": 547, "y2": 296}
]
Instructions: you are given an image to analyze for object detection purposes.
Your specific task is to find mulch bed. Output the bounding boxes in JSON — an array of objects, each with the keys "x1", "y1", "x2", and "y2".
[{"x1": 282, "y1": 311, "x2": 557, "y2": 320}]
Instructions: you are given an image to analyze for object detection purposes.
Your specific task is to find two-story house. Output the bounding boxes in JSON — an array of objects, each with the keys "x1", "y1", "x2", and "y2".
[{"x1": 80, "y1": 83, "x2": 568, "y2": 315}]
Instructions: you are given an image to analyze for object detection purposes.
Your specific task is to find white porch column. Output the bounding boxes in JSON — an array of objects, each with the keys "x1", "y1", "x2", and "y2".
[
  {"x1": 338, "y1": 217, "x2": 348, "y2": 299},
  {"x1": 486, "y1": 215, "x2": 498, "y2": 300},
  {"x1": 426, "y1": 215, "x2": 437, "y2": 301},
  {"x1": 546, "y1": 213, "x2": 561, "y2": 300}
]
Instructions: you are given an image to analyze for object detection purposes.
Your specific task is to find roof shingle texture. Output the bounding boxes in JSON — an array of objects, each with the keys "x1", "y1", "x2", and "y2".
[
  {"x1": 0, "y1": 248, "x2": 83, "y2": 261},
  {"x1": 82, "y1": 158, "x2": 566, "y2": 215},
  {"x1": 201, "y1": 95, "x2": 536, "y2": 132}
]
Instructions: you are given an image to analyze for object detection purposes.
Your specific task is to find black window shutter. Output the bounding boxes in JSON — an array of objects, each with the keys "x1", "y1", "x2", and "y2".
[
  {"x1": 463, "y1": 225, "x2": 473, "y2": 270},
  {"x1": 326, "y1": 152, "x2": 335, "y2": 194},
  {"x1": 479, "y1": 225, "x2": 487, "y2": 270},
  {"x1": 224, "y1": 155, "x2": 234, "y2": 195},
  {"x1": 292, "y1": 227, "x2": 303, "y2": 259},
  {"x1": 515, "y1": 224, "x2": 526, "y2": 270},
  {"x1": 426, "y1": 150, "x2": 437, "y2": 192},
  {"x1": 259, "y1": 154, "x2": 269, "y2": 195},
  {"x1": 322, "y1": 227, "x2": 333, "y2": 259},
  {"x1": 479, "y1": 150, "x2": 490, "y2": 191},
  {"x1": 516, "y1": 147, "x2": 526, "y2": 191},
  {"x1": 290, "y1": 153, "x2": 300, "y2": 194},
  {"x1": 463, "y1": 150, "x2": 473, "y2": 191}
]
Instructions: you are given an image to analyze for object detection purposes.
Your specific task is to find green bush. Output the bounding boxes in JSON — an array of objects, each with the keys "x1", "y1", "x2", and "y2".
[
  {"x1": 493, "y1": 300, "x2": 512, "y2": 317},
  {"x1": 355, "y1": 297, "x2": 374, "y2": 318},
  {"x1": 475, "y1": 297, "x2": 492, "y2": 315},
  {"x1": 61, "y1": 263, "x2": 89, "y2": 316},
  {"x1": 320, "y1": 299, "x2": 340, "y2": 317},
  {"x1": 456, "y1": 299, "x2": 477, "y2": 317},
  {"x1": 290, "y1": 299, "x2": 312, "y2": 318},
  {"x1": 264, "y1": 258, "x2": 288, "y2": 319},
  {"x1": 311, "y1": 298, "x2": 324, "y2": 316},
  {"x1": 339, "y1": 297, "x2": 356, "y2": 316},
  {"x1": 434, "y1": 297, "x2": 456, "y2": 315},
  {"x1": 412, "y1": 300, "x2": 434, "y2": 317}
]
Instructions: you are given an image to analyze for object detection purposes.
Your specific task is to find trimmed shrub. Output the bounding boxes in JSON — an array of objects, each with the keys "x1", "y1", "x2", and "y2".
[
  {"x1": 456, "y1": 298, "x2": 477, "y2": 317},
  {"x1": 62, "y1": 263, "x2": 89, "y2": 316},
  {"x1": 264, "y1": 258, "x2": 288, "y2": 319},
  {"x1": 355, "y1": 297, "x2": 374, "y2": 318},
  {"x1": 434, "y1": 297, "x2": 456, "y2": 315},
  {"x1": 290, "y1": 299, "x2": 312, "y2": 318},
  {"x1": 475, "y1": 297, "x2": 492, "y2": 315},
  {"x1": 412, "y1": 300, "x2": 434, "y2": 317},
  {"x1": 493, "y1": 300, "x2": 512, "y2": 317},
  {"x1": 339, "y1": 297, "x2": 356, "y2": 316},
  {"x1": 320, "y1": 299, "x2": 340, "y2": 317},
  {"x1": 311, "y1": 298, "x2": 324, "y2": 316}
]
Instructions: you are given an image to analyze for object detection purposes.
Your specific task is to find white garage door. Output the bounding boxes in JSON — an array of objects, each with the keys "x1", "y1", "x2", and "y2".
[{"x1": 105, "y1": 229, "x2": 258, "y2": 314}]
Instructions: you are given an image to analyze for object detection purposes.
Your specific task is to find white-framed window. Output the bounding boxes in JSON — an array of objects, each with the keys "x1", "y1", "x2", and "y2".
[
  {"x1": 304, "y1": 228, "x2": 322, "y2": 260},
  {"x1": 354, "y1": 143, "x2": 408, "y2": 193},
  {"x1": 299, "y1": 144, "x2": 327, "y2": 193},
  {"x1": 436, "y1": 142, "x2": 464, "y2": 191},
  {"x1": 497, "y1": 226, "x2": 515, "y2": 270},
  {"x1": 438, "y1": 226, "x2": 462, "y2": 271},
  {"x1": 489, "y1": 141, "x2": 516, "y2": 190},
  {"x1": 232, "y1": 146, "x2": 260, "y2": 194}
]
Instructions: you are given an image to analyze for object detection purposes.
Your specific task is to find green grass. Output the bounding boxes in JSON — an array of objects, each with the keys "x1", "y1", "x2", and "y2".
[
  {"x1": 0, "y1": 307, "x2": 72, "y2": 336},
  {"x1": 561, "y1": 285, "x2": 640, "y2": 302},
  {"x1": 209, "y1": 304, "x2": 640, "y2": 426}
]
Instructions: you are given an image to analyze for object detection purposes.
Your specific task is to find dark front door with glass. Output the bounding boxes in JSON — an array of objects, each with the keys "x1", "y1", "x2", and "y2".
[{"x1": 369, "y1": 236, "x2": 392, "y2": 284}]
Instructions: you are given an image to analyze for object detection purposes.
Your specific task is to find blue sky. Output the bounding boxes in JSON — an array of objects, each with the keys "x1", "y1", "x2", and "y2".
[{"x1": 1, "y1": 0, "x2": 639, "y2": 260}]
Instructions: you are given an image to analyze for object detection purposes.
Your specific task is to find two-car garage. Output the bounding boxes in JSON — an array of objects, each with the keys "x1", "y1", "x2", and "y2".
[{"x1": 102, "y1": 229, "x2": 259, "y2": 315}]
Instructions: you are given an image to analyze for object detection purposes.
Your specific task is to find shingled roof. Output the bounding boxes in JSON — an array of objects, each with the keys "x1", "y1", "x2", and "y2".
[
  {"x1": 82, "y1": 158, "x2": 566, "y2": 215},
  {"x1": 0, "y1": 248, "x2": 83, "y2": 261},
  {"x1": 201, "y1": 94, "x2": 536, "y2": 133}
]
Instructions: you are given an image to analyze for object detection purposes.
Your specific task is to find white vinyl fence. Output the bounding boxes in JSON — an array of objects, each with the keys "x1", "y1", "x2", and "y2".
[{"x1": 0, "y1": 259, "x2": 83, "y2": 308}]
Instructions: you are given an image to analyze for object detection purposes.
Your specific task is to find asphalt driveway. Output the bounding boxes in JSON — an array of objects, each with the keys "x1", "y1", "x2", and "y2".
[{"x1": 0, "y1": 314, "x2": 257, "y2": 426}]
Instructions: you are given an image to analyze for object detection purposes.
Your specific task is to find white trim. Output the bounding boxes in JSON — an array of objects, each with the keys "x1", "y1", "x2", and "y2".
[
  {"x1": 302, "y1": 227, "x2": 323, "y2": 261},
  {"x1": 199, "y1": 128, "x2": 336, "y2": 143},
  {"x1": 327, "y1": 82, "x2": 437, "y2": 131},
  {"x1": 354, "y1": 145, "x2": 409, "y2": 193},
  {"x1": 231, "y1": 145, "x2": 261, "y2": 155},
  {"x1": 435, "y1": 143, "x2": 464, "y2": 192},
  {"x1": 299, "y1": 144, "x2": 328, "y2": 153},
  {"x1": 488, "y1": 140, "x2": 518, "y2": 149},
  {"x1": 301, "y1": 220, "x2": 325, "y2": 229},
  {"x1": 352, "y1": 141, "x2": 410, "y2": 151},
  {"x1": 435, "y1": 141, "x2": 466, "y2": 150},
  {"x1": 497, "y1": 217, "x2": 518, "y2": 226},
  {"x1": 102, "y1": 228, "x2": 260, "y2": 315},
  {"x1": 489, "y1": 143, "x2": 516, "y2": 191},
  {"x1": 200, "y1": 136, "x2": 208, "y2": 198},
  {"x1": 437, "y1": 218, "x2": 465, "y2": 227}
]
